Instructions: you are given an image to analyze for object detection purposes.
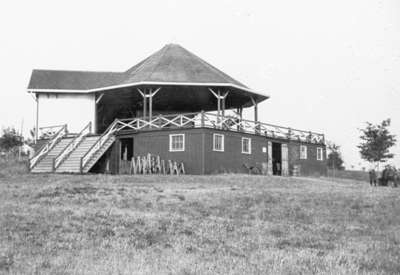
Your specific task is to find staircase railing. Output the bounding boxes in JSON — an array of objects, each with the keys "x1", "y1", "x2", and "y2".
[
  {"x1": 53, "y1": 122, "x2": 92, "y2": 170},
  {"x1": 30, "y1": 124, "x2": 68, "y2": 170},
  {"x1": 80, "y1": 119, "x2": 118, "y2": 172}
]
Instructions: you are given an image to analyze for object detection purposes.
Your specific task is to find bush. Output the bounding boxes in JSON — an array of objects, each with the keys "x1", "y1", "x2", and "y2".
[{"x1": 0, "y1": 156, "x2": 29, "y2": 177}]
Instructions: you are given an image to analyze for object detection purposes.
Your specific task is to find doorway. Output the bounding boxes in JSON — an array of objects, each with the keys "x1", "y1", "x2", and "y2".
[
  {"x1": 120, "y1": 137, "x2": 134, "y2": 161},
  {"x1": 272, "y1": 142, "x2": 282, "y2": 175}
]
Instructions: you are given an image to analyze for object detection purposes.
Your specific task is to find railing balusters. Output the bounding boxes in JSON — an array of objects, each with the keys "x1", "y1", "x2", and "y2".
[{"x1": 30, "y1": 124, "x2": 68, "y2": 170}]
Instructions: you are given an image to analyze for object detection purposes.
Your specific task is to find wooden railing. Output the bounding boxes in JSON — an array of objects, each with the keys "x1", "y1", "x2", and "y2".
[
  {"x1": 30, "y1": 124, "x2": 68, "y2": 170},
  {"x1": 38, "y1": 124, "x2": 67, "y2": 139},
  {"x1": 79, "y1": 112, "x2": 324, "y2": 172},
  {"x1": 80, "y1": 119, "x2": 119, "y2": 172},
  {"x1": 53, "y1": 122, "x2": 92, "y2": 170},
  {"x1": 109, "y1": 112, "x2": 325, "y2": 143}
]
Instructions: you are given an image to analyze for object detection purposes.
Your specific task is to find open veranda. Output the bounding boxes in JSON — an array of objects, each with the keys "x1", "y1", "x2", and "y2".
[{"x1": 1, "y1": 159, "x2": 400, "y2": 274}]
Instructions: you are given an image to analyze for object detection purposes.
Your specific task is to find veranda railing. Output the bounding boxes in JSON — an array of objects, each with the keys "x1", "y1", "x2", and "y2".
[{"x1": 80, "y1": 112, "x2": 325, "y2": 172}]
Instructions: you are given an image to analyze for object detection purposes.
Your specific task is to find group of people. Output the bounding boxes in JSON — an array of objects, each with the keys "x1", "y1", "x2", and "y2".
[{"x1": 369, "y1": 166, "x2": 399, "y2": 187}]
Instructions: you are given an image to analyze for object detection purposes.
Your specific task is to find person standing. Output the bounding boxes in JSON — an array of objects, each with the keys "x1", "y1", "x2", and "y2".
[{"x1": 369, "y1": 169, "x2": 377, "y2": 186}]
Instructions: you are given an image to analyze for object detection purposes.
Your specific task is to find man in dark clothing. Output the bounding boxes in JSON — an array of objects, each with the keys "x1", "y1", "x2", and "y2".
[{"x1": 369, "y1": 169, "x2": 377, "y2": 186}]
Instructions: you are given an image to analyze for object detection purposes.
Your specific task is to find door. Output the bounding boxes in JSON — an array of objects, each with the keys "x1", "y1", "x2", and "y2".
[
  {"x1": 267, "y1": 141, "x2": 273, "y2": 176},
  {"x1": 281, "y1": 143, "x2": 289, "y2": 176}
]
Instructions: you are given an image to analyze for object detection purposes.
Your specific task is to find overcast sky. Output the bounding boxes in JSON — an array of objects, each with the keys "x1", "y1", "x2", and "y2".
[{"x1": 0, "y1": 0, "x2": 399, "y2": 169}]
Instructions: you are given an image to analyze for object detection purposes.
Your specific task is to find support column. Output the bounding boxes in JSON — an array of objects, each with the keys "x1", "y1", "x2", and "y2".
[
  {"x1": 143, "y1": 93, "x2": 147, "y2": 120},
  {"x1": 222, "y1": 95, "x2": 226, "y2": 117},
  {"x1": 137, "y1": 88, "x2": 161, "y2": 127},
  {"x1": 250, "y1": 97, "x2": 259, "y2": 134},
  {"x1": 35, "y1": 94, "x2": 39, "y2": 143},
  {"x1": 236, "y1": 106, "x2": 243, "y2": 131},
  {"x1": 217, "y1": 90, "x2": 221, "y2": 120},
  {"x1": 149, "y1": 91, "x2": 153, "y2": 122},
  {"x1": 94, "y1": 93, "x2": 104, "y2": 134},
  {"x1": 209, "y1": 88, "x2": 229, "y2": 126}
]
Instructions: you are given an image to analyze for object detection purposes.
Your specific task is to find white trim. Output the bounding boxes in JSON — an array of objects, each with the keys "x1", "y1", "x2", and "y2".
[
  {"x1": 241, "y1": 137, "x2": 252, "y2": 154},
  {"x1": 169, "y1": 134, "x2": 185, "y2": 152},
  {"x1": 317, "y1": 147, "x2": 323, "y2": 161},
  {"x1": 27, "y1": 81, "x2": 269, "y2": 98},
  {"x1": 300, "y1": 145, "x2": 307, "y2": 159},
  {"x1": 213, "y1": 133, "x2": 225, "y2": 152},
  {"x1": 95, "y1": 93, "x2": 105, "y2": 104},
  {"x1": 28, "y1": 88, "x2": 88, "y2": 93}
]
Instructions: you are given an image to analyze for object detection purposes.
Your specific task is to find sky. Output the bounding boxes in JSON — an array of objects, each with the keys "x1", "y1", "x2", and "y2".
[{"x1": 0, "y1": 0, "x2": 399, "y2": 169}]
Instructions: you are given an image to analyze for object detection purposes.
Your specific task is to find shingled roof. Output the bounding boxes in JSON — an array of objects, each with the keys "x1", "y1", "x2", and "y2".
[
  {"x1": 28, "y1": 44, "x2": 267, "y2": 99},
  {"x1": 28, "y1": 70, "x2": 125, "y2": 90},
  {"x1": 123, "y1": 44, "x2": 249, "y2": 88}
]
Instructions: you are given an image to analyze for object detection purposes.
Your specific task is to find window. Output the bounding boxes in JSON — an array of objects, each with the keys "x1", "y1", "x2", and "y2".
[
  {"x1": 169, "y1": 134, "x2": 185, "y2": 152},
  {"x1": 242, "y1": 137, "x2": 251, "y2": 154},
  {"x1": 317, "y1": 147, "x2": 324, "y2": 161},
  {"x1": 213, "y1": 134, "x2": 224, "y2": 152},
  {"x1": 300, "y1": 145, "x2": 307, "y2": 159}
]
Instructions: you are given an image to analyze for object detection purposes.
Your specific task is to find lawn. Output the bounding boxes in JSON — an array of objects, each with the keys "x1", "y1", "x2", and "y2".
[{"x1": 0, "y1": 161, "x2": 400, "y2": 274}]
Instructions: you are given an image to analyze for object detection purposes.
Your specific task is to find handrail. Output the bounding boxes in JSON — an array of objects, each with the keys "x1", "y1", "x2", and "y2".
[
  {"x1": 53, "y1": 122, "x2": 92, "y2": 170},
  {"x1": 30, "y1": 124, "x2": 68, "y2": 170},
  {"x1": 80, "y1": 119, "x2": 118, "y2": 172},
  {"x1": 39, "y1": 124, "x2": 67, "y2": 130}
]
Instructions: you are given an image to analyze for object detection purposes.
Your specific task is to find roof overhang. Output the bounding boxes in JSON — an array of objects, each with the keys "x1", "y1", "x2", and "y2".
[{"x1": 27, "y1": 81, "x2": 269, "y2": 104}]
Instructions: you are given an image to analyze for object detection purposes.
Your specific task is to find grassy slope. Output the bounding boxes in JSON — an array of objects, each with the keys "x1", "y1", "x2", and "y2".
[{"x1": 0, "y1": 162, "x2": 400, "y2": 274}]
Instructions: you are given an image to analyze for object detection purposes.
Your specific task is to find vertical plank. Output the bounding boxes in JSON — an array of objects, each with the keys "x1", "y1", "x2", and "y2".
[
  {"x1": 281, "y1": 143, "x2": 289, "y2": 176},
  {"x1": 267, "y1": 141, "x2": 273, "y2": 176}
]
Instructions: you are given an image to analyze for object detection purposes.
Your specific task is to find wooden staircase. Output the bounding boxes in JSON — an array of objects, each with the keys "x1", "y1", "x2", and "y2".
[
  {"x1": 31, "y1": 138, "x2": 73, "y2": 173},
  {"x1": 56, "y1": 136, "x2": 100, "y2": 173},
  {"x1": 81, "y1": 135, "x2": 116, "y2": 173},
  {"x1": 30, "y1": 122, "x2": 116, "y2": 174}
]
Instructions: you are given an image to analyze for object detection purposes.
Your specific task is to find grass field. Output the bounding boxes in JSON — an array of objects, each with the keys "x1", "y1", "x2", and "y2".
[{"x1": 1, "y1": 161, "x2": 400, "y2": 274}]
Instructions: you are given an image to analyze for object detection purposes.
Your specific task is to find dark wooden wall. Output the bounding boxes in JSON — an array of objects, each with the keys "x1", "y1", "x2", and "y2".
[
  {"x1": 288, "y1": 142, "x2": 327, "y2": 176},
  {"x1": 110, "y1": 128, "x2": 327, "y2": 176}
]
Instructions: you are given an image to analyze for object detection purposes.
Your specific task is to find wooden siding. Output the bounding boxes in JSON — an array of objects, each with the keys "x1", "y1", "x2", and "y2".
[{"x1": 111, "y1": 128, "x2": 327, "y2": 176}]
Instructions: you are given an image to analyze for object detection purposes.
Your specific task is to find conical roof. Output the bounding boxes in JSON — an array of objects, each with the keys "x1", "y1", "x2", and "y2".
[{"x1": 123, "y1": 44, "x2": 249, "y2": 89}]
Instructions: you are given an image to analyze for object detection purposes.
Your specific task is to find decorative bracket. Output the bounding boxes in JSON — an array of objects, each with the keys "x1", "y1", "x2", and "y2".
[{"x1": 96, "y1": 93, "x2": 105, "y2": 104}]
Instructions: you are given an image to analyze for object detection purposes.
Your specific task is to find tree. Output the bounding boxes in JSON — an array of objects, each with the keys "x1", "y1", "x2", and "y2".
[
  {"x1": 327, "y1": 142, "x2": 344, "y2": 170},
  {"x1": 0, "y1": 127, "x2": 23, "y2": 151},
  {"x1": 358, "y1": 119, "x2": 396, "y2": 170}
]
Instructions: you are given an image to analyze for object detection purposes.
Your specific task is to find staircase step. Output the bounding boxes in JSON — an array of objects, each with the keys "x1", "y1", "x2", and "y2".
[{"x1": 56, "y1": 135, "x2": 101, "y2": 173}]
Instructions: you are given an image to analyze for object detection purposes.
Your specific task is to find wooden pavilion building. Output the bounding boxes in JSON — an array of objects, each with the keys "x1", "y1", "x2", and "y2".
[{"x1": 28, "y1": 44, "x2": 327, "y2": 176}]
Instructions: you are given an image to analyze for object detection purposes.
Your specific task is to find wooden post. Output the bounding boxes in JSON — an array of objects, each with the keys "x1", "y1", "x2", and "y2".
[
  {"x1": 149, "y1": 89, "x2": 153, "y2": 125},
  {"x1": 209, "y1": 88, "x2": 229, "y2": 127},
  {"x1": 250, "y1": 97, "x2": 259, "y2": 134},
  {"x1": 143, "y1": 92, "x2": 147, "y2": 120},
  {"x1": 254, "y1": 102, "x2": 258, "y2": 122},
  {"x1": 201, "y1": 110, "x2": 205, "y2": 128},
  {"x1": 221, "y1": 91, "x2": 229, "y2": 120},
  {"x1": 221, "y1": 95, "x2": 225, "y2": 118},
  {"x1": 138, "y1": 88, "x2": 160, "y2": 126},
  {"x1": 238, "y1": 107, "x2": 243, "y2": 132},
  {"x1": 217, "y1": 90, "x2": 221, "y2": 124},
  {"x1": 35, "y1": 94, "x2": 39, "y2": 143}
]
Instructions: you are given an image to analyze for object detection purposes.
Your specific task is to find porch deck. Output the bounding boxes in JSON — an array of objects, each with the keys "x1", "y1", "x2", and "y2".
[{"x1": 105, "y1": 112, "x2": 325, "y2": 144}]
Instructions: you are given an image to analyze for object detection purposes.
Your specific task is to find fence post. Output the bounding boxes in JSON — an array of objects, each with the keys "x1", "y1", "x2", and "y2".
[{"x1": 201, "y1": 110, "x2": 205, "y2": 128}]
